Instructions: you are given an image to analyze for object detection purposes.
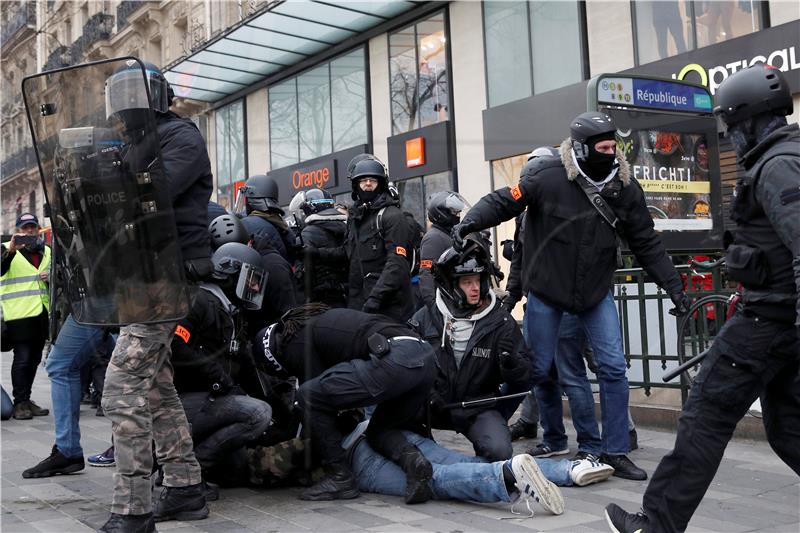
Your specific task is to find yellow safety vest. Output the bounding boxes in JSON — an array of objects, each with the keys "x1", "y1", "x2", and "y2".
[{"x1": 0, "y1": 242, "x2": 51, "y2": 321}]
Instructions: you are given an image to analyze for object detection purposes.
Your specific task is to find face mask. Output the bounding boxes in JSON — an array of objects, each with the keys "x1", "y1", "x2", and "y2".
[
  {"x1": 579, "y1": 149, "x2": 618, "y2": 179},
  {"x1": 357, "y1": 188, "x2": 380, "y2": 204}
]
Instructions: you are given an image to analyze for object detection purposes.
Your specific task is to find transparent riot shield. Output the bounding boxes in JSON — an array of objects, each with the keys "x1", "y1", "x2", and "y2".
[{"x1": 22, "y1": 57, "x2": 191, "y2": 325}]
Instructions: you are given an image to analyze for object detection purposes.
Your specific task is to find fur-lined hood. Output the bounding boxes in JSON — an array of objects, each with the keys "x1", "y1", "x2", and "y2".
[{"x1": 559, "y1": 138, "x2": 631, "y2": 186}]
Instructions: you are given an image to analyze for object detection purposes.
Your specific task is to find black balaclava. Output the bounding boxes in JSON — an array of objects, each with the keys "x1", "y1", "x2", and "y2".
[
  {"x1": 727, "y1": 113, "x2": 788, "y2": 160},
  {"x1": 578, "y1": 131, "x2": 618, "y2": 180},
  {"x1": 356, "y1": 185, "x2": 381, "y2": 204}
]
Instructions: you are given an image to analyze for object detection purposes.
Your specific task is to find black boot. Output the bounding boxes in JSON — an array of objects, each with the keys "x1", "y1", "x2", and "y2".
[
  {"x1": 300, "y1": 462, "x2": 360, "y2": 501},
  {"x1": 509, "y1": 419, "x2": 538, "y2": 441},
  {"x1": 396, "y1": 445, "x2": 433, "y2": 504},
  {"x1": 98, "y1": 513, "x2": 155, "y2": 533},
  {"x1": 152, "y1": 483, "x2": 208, "y2": 522}
]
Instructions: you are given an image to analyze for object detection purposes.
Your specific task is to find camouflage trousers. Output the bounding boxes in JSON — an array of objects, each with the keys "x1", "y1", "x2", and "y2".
[{"x1": 101, "y1": 322, "x2": 201, "y2": 514}]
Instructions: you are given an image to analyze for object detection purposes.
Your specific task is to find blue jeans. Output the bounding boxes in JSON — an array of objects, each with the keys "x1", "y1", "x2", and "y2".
[
  {"x1": 525, "y1": 291, "x2": 629, "y2": 455},
  {"x1": 534, "y1": 314, "x2": 603, "y2": 455},
  {"x1": 45, "y1": 315, "x2": 109, "y2": 459},
  {"x1": 351, "y1": 431, "x2": 573, "y2": 502}
]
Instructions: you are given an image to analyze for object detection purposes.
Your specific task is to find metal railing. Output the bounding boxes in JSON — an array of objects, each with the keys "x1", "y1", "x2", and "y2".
[
  {"x1": 116, "y1": 0, "x2": 146, "y2": 32},
  {"x1": 1, "y1": 1, "x2": 35, "y2": 48},
  {"x1": 1, "y1": 146, "x2": 36, "y2": 183}
]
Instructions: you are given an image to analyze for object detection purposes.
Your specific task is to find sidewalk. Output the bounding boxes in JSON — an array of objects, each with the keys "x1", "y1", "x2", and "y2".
[{"x1": 2, "y1": 354, "x2": 798, "y2": 532}]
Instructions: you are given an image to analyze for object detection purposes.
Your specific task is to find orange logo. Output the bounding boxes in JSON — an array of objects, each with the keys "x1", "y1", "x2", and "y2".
[
  {"x1": 420, "y1": 259, "x2": 433, "y2": 269},
  {"x1": 396, "y1": 246, "x2": 407, "y2": 257},
  {"x1": 510, "y1": 185, "x2": 523, "y2": 201},
  {"x1": 175, "y1": 325, "x2": 191, "y2": 343}
]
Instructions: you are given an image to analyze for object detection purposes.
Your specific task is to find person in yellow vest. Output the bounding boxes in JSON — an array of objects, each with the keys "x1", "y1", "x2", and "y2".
[{"x1": 1, "y1": 213, "x2": 51, "y2": 420}]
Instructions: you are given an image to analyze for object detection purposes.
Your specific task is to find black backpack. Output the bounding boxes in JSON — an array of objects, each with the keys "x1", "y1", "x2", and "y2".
[{"x1": 376, "y1": 207, "x2": 425, "y2": 277}]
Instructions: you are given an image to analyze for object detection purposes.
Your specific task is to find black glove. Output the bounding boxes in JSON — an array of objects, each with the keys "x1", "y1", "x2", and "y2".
[
  {"x1": 362, "y1": 299, "x2": 381, "y2": 314},
  {"x1": 668, "y1": 292, "x2": 692, "y2": 317},
  {"x1": 185, "y1": 257, "x2": 213, "y2": 283},
  {"x1": 451, "y1": 219, "x2": 476, "y2": 251}
]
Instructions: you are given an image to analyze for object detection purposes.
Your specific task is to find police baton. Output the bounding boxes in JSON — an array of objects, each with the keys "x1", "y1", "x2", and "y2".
[
  {"x1": 442, "y1": 391, "x2": 531, "y2": 410},
  {"x1": 662, "y1": 348, "x2": 710, "y2": 383}
]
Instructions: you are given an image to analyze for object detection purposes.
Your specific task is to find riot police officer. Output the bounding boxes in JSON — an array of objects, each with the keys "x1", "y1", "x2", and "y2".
[
  {"x1": 239, "y1": 174, "x2": 298, "y2": 262},
  {"x1": 606, "y1": 65, "x2": 800, "y2": 533},
  {"x1": 418, "y1": 191, "x2": 468, "y2": 308}
]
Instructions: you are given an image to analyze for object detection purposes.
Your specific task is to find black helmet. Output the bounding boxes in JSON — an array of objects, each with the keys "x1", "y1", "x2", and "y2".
[
  {"x1": 211, "y1": 242, "x2": 267, "y2": 310},
  {"x1": 301, "y1": 188, "x2": 335, "y2": 216},
  {"x1": 348, "y1": 155, "x2": 388, "y2": 200},
  {"x1": 239, "y1": 174, "x2": 283, "y2": 215},
  {"x1": 432, "y1": 233, "x2": 493, "y2": 316},
  {"x1": 209, "y1": 214, "x2": 249, "y2": 249},
  {"x1": 520, "y1": 146, "x2": 559, "y2": 180},
  {"x1": 570, "y1": 111, "x2": 616, "y2": 160},
  {"x1": 105, "y1": 59, "x2": 173, "y2": 121},
  {"x1": 713, "y1": 64, "x2": 793, "y2": 125},
  {"x1": 347, "y1": 153, "x2": 384, "y2": 180},
  {"x1": 427, "y1": 191, "x2": 469, "y2": 230},
  {"x1": 527, "y1": 146, "x2": 558, "y2": 161}
]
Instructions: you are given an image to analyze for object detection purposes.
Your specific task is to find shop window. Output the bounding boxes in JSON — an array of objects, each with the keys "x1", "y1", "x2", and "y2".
[
  {"x1": 395, "y1": 171, "x2": 453, "y2": 227},
  {"x1": 389, "y1": 13, "x2": 450, "y2": 135},
  {"x1": 483, "y1": 2, "x2": 585, "y2": 107},
  {"x1": 634, "y1": 1, "x2": 764, "y2": 65},
  {"x1": 215, "y1": 100, "x2": 246, "y2": 210},
  {"x1": 269, "y1": 47, "x2": 368, "y2": 170}
]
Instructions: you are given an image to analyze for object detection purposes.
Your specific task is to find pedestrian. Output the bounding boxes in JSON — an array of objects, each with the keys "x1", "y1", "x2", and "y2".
[
  {"x1": 1, "y1": 213, "x2": 51, "y2": 420},
  {"x1": 605, "y1": 65, "x2": 800, "y2": 533},
  {"x1": 452, "y1": 111, "x2": 690, "y2": 480}
]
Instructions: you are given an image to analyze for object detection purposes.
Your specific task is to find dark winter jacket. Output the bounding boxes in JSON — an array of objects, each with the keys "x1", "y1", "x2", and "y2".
[
  {"x1": 411, "y1": 295, "x2": 533, "y2": 432},
  {"x1": 728, "y1": 123, "x2": 800, "y2": 326},
  {"x1": 156, "y1": 112, "x2": 213, "y2": 261},
  {"x1": 241, "y1": 213, "x2": 290, "y2": 261},
  {"x1": 171, "y1": 283, "x2": 260, "y2": 397},
  {"x1": 463, "y1": 139, "x2": 683, "y2": 314},
  {"x1": 418, "y1": 224, "x2": 452, "y2": 308},
  {"x1": 300, "y1": 208, "x2": 348, "y2": 306},
  {"x1": 245, "y1": 238, "x2": 298, "y2": 335}
]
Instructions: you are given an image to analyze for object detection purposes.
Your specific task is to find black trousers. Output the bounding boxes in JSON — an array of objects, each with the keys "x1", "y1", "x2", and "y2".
[
  {"x1": 10, "y1": 337, "x2": 46, "y2": 403},
  {"x1": 643, "y1": 312, "x2": 800, "y2": 533},
  {"x1": 296, "y1": 338, "x2": 436, "y2": 466}
]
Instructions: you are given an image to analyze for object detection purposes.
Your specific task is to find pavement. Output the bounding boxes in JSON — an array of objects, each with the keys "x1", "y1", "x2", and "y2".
[{"x1": 1, "y1": 355, "x2": 799, "y2": 533}]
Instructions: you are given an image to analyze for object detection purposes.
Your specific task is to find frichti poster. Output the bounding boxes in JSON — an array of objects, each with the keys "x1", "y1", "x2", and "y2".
[{"x1": 617, "y1": 128, "x2": 712, "y2": 232}]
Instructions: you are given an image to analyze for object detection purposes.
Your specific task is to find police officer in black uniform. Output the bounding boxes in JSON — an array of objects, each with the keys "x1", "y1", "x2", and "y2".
[
  {"x1": 253, "y1": 306, "x2": 436, "y2": 503},
  {"x1": 605, "y1": 65, "x2": 800, "y2": 533},
  {"x1": 418, "y1": 191, "x2": 468, "y2": 308},
  {"x1": 239, "y1": 174, "x2": 298, "y2": 262}
]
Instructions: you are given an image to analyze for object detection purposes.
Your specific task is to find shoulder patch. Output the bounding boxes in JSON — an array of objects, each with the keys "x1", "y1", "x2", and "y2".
[
  {"x1": 175, "y1": 325, "x2": 191, "y2": 343},
  {"x1": 780, "y1": 186, "x2": 800, "y2": 205},
  {"x1": 510, "y1": 185, "x2": 523, "y2": 201},
  {"x1": 396, "y1": 246, "x2": 407, "y2": 257},
  {"x1": 420, "y1": 259, "x2": 433, "y2": 269}
]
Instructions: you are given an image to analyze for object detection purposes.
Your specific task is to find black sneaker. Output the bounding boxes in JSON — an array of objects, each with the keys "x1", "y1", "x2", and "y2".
[
  {"x1": 604, "y1": 503, "x2": 650, "y2": 532},
  {"x1": 300, "y1": 463, "x2": 360, "y2": 501},
  {"x1": 22, "y1": 445, "x2": 85, "y2": 478},
  {"x1": 99, "y1": 512, "x2": 156, "y2": 533},
  {"x1": 12, "y1": 402, "x2": 32, "y2": 420},
  {"x1": 527, "y1": 443, "x2": 569, "y2": 458},
  {"x1": 509, "y1": 419, "x2": 538, "y2": 441},
  {"x1": 153, "y1": 483, "x2": 209, "y2": 522},
  {"x1": 600, "y1": 454, "x2": 647, "y2": 481},
  {"x1": 629, "y1": 428, "x2": 639, "y2": 451},
  {"x1": 571, "y1": 451, "x2": 601, "y2": 462}
]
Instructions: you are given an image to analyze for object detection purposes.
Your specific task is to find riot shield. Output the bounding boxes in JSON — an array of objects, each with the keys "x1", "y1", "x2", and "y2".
[{"x1": 22, "y1": 57, "x2": 191, "y2": 326}]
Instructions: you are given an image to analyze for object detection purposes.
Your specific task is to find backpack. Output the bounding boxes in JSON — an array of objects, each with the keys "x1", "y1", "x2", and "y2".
[{"x1": 376, "y1": 207, "x2": 425, "y2": 276}]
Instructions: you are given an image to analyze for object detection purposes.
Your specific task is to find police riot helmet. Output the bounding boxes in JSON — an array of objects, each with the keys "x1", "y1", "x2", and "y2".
[
  {"x1": 427, "y1": 191, "x2": 469, "y2": 230},
  {"x1": 105, "y1": 59, "x2": 173, "y2": 122},
  {"x1": 239, "y1": 174, "x2": 283, "y2": 215},
  {"x1": 211, "y1": 242, "x2": 267, "y2": 310},
  {"x1": 433, "y1": 233, "x2": 493, "y2": 316},
  {"x1": 520, "y1": 146, "x2": 559, "y2": 179},
  {"x1": 527, "y1": 146, "x2": 558, "y2": 161},
  {"x1": 713, "y1": 64, "x2": 793, "y2": 126},
  {"x1": 209, "y1": 214, "x2": 249, "y2": 249},
  {"x1": 302, "y1": 188, "x2": 335, "y2": 216},
  {"x1": 348, "y1": 155, "x2": 388, "y2": 201}
]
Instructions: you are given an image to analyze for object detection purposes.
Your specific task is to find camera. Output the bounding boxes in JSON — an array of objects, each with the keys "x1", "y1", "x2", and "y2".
[{"x1": 14, "y1": 235, "x2": 39, "y2": 247}]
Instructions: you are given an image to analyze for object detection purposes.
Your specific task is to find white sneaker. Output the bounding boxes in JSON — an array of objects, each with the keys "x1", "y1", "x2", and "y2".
[
  {"x1": 570, "y1": 458, "x2": 615, "y2": 487},
  {"x1": 510, "y1": 454, "x2": 565, "y2": 515}
]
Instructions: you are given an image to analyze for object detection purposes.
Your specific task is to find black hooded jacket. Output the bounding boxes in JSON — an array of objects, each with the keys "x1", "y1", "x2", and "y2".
[
  {"x1": 156, "y1": 111, "x2": 213, "y2": 261},
  {"x1": 463, "y1": 140, "x2": 683, "y2": 314},
  {"x1": 300, "y1": 208, "x2": 348, "y2": 306}
]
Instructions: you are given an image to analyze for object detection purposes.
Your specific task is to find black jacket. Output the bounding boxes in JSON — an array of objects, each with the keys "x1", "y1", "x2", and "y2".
[
  {"x1": 242, "y1": 212, "x2": 299, "y2": 263},
  {"x1": 411, "y1": 297, "x2": 532, "y2": 431},
  {"x1": 171, "y1": 284, "x2": 260, "y2": 396},
  {"x1": 464, "y1": 139, "x2": 683, "y2": 314},
  {"x1": 300, "y1": 208, "x2": 348, "y2": 306},
  {"x1": 274, "y1": 308, "x2": 418, "y2": 382},
  {"x1": 156, "y1": 112, "x2": 213, "y2": 261},
  {"x1": 245, "y1": 238, "x2": 299, "y2": 335},
  {"x1": 344, "y1": 193, "x2": 414, "y2": 321},
  {"x1": 418, "y1": 224, "x2": 452, "y2": 308},
  {"x1": 729, "y1": 123, "x2": 800, "y2": 326}
]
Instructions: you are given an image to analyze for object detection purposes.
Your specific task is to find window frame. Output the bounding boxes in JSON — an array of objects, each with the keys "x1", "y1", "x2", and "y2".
[{"x1": 215, "y1": 98, "x2": 248, "y2": 206}]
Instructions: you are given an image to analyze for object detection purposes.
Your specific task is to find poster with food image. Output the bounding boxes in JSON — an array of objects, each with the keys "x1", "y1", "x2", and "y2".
[{"x1": 616, "y1": 128, "x2": 712, "y2": 231}]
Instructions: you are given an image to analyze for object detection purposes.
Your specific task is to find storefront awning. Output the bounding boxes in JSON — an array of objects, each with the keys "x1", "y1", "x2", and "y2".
[{"x1": 164, "y1": 0, "x2": 418, "y2": 102}]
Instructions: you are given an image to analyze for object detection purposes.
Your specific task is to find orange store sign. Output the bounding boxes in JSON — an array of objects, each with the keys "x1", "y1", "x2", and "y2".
[
  {"x1": 292, "y1": 167, "x2": 330, "y2": 190},
  {"x1": 406, "y1": 137, "x2": 425, "y2": 168}
]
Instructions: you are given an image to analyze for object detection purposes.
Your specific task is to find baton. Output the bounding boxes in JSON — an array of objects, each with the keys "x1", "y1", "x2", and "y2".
[
  {"x1": 442, "y1": 390, "x2": 531, "y2": 410},
  {"x1": 662, "y1": 348, "x2": 710, "y2": 383}
]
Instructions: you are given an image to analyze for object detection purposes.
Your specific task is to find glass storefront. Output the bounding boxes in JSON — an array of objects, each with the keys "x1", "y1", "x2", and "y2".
[
  {"x1": 395, "y1": 171, "x2": 453, "y2": 227},
  {"x1": 484, "y1": 1, "x2": 584, "y2": 107},
  {"x1": 635, "y1": 0, "x2": 764, "y2": 65},
  {"x1": 268, "y1": 47, "x2": 368, "y2": 170},
  {"x1": 389, "y1": 12, "x2": 450, "y2": 135},
  {"x1": 215, "y1": 99, "x2": 246, "y2": 209}
]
